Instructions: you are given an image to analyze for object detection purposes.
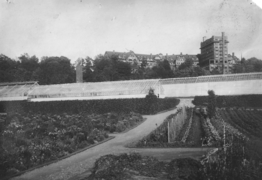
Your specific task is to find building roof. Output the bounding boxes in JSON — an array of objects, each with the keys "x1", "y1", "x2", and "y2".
[
  {"x1": 227, "y1": 54, "x2": 240, "y2": 62},
  {"x1": 104, "y1": 51, "x2": 198, "y2": 62},
  {"x1": 105, "y1": 51, "x2": 135, "y2": 59}
]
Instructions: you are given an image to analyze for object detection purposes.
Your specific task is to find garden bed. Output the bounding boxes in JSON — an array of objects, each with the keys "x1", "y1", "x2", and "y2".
[
  {"x1": 3, "y1": 136, "x2": 115, "y2": 180},
  {"x1": 133, "y1": 107, "x2": 225, "y2": 148},
  {"x1": 134, "y1": 107, "x2": 203, "y2": 148},
  {"x1": 0, "y1": 111, "x2": 143, "y2": 179},
  {"x1": 86, "y1": 153, "x2": 205, "y2": 180}
]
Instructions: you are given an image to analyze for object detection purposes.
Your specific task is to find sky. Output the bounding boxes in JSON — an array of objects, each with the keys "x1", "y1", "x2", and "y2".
[{"x1": 0, "y1": 0, "x2": 262, "y2": 62}]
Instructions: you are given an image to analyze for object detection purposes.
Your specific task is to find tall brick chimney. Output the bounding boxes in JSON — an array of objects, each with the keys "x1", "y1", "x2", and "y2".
[{"x1": 76, "y1": 58, "x2": 83, "y2": 83}]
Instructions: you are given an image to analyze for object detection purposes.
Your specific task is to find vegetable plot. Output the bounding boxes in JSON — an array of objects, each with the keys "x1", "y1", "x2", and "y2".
[
  {"x1": 135, "y1": 107, "x2": 197, "y2": 147},
  {"x1": 0, "y1": 112, "x2": 143, "y2": 178},
  {"x1": 135, "y1": 107, "x2": 262, "y2": 148}
]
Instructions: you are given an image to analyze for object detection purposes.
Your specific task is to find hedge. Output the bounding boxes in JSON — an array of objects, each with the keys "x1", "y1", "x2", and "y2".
[
  {"x1": 192, "y1": 95, "x2": 262, "y2": 108},
  {"x1": 0, "y1": 98, "x2": 180, "y2": 115}
]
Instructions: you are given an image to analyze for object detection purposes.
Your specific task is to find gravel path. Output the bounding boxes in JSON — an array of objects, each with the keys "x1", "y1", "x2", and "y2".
[
  {"x1": 13, "y1": 98, "x2": 211, "y2": 180},
  {"x1": 187, "y1": 113, "x2": 204, "y2": 146}
]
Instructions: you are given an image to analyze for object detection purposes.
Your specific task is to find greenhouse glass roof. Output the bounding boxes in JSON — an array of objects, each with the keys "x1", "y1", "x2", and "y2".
[
  {"x1": 28, "y1": 79, "x2": 162, "y2": 101},
  {"x1": 0, "y1": 81, "x2": 39, "y2": 101}
]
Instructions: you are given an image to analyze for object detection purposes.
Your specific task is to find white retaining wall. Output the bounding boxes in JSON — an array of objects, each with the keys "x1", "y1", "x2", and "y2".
[{"x1": 162, "y1": 79, "x2": 262, "y2": 97}]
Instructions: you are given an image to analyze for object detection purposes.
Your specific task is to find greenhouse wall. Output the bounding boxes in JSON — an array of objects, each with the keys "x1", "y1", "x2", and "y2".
[{"x1": 162, "y1": 79, "x2": 262, "y2": 97}]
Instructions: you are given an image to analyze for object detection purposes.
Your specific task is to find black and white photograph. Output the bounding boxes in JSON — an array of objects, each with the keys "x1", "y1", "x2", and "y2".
[{"x1": 1, "y1": 0, "x2": 262, "y2": 179}]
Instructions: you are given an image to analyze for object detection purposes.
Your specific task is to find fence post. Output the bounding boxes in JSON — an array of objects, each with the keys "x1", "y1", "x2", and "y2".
[{"x1": 168, "y1": 120, "x2": 170, "y2": 143}]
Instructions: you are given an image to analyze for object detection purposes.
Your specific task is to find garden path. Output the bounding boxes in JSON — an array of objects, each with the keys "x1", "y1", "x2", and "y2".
[{"x1": 13, "y1": 98, "x2": 211, "y2": 180}]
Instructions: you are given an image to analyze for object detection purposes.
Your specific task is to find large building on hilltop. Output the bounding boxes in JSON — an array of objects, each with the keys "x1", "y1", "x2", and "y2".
[
  {"x1": 200, "y1": 32, "x2": 239, "y2": 74},
  {"x1": 104, "y1": 51, "x2": 198, "y2": 69}
]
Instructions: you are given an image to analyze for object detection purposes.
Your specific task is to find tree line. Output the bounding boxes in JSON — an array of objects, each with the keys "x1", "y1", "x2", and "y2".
[
  {"x1": 0, "y1": 54, "x2": 75, "y2": 85},
  {"x1": 1, "y1": 53, "x2": 262, "y2": 85}
]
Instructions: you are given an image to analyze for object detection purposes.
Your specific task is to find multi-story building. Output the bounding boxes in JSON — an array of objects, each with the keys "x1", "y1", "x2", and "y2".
[
  {"x1": 104, "y1": 51, "x2": 198, "y2": 69},
  {"x1": 200, "y1": 32, "x2": 231, "y2": 74}
]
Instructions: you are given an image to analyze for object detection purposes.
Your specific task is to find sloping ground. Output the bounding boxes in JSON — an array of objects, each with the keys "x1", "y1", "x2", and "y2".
[
  {"x1": 85, "y1": 153, "x2": 205, "y2": 180},
  {"x1": 12, "y1": 99, "x2": 211, "y2": 180}
]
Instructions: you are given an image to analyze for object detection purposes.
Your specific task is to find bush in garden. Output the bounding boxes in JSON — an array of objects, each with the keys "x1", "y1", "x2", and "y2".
[
  {"x1": 89, "y1": 153, "x2": 166, "y2": 180},
  {"x1": 0, "y1": 116, "x2": 10, "y2": 178},
  {"x1": 144, "y1": 88, "x2": 159, "y2": 114},
  {"x1": 207, "y1": 90, "x2": 216, "y2": 119},
  {"x1": 89, "y1": 153, "x2": 206, "y2": 180},
  {"x1": 167, "y1": 158, "x2": 205, "y2": 180},
  {"x1": 77, "y1": 141, "x2": 90, "y2": 149},
  {"x1": 115, "y1": 122, "x2": 126, "y2": 132}
]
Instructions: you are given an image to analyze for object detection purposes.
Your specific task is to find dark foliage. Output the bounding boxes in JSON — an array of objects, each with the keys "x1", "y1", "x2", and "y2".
[
  {"x1": 203, "y1": 137, "x2": 262, "y2": 180},
  {"x1": 0, "y1": 55, "x2": 18, "y2": 82},
  {"x1": 37, "y1": 56, "x2": 75, "y2": 85},
  {"x1": 207, "y1": 90, "x2": 216, "y2": 119},
  {"x1": 88, "y1": 153, "x2": 205, "y2": 180},
  {"x1": 232, "y1": 57, "x2": 262, "y2": 73},
  {"x1": 151, "y1": 60, "x2": 174, "y2": 78},
  {"x1": 167, "y1": 158, "x2": 205, "y2": 180},
  {"x1": 0, "y1": 112, "x2": 143, "y2": 178},
  {"x1": 179, "y1": 59, "x2": 194, "y2": 70},
  {"x1": 192, "y1": 95, "x2": 262, "y2": 108},
  {"x1": 1, "y1": 98, "x2": 179, "y2": 115},
  {"x1": 0, "y1": 54, "x2": 76, "y2": 85},
  {"x1": 89, "y1": 54, "x2": 132, "y2": 82},
  {"x1": 144, "y1": 88, "x2": 159, "y2": 114}
]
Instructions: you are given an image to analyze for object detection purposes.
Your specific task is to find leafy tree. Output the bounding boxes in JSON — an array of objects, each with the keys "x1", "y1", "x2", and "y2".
[
  {"x1": 0, "y1": 54, "x2": 18, "y2": 82},
  {"x1": 37, "y1": 56, "x2": 75, "y2": 85},
  {"x1": 92, "y1": 54, "x2": 131, "y2": 81},
  {"x1": 144, "y1": 67, "x2": 158, "y2": 79},
  {"x1": 150, "y1": 60, "x2": 173, "y2": 79},
  {"x1": 193, "y1": 66, "x2": 210, "y2": 76},
  {"x1": 17, "y1": 54, "x2": 39, "y2": 81},
  {"x1": 210, "y1": 68, "x2": 221, "y2": 75},
  {"x1": 140, "y1": 58, "x2": 147, "y2": 70},
  {"x1": 179, "y1": 59, "x2": 194, "y2": 70},
  {"x1": 162, "y1": 59, "x2": 172, "y2": 71},
  {"x1": 174, "y1": 67, "x2": 193, "y2": 77},
  {"x1": 130, "y1": 57, "x2": 148, "y2": 80},
  {"x1": 115, "y1": 61, "x2": 131, "y2": 80},
  {"x1": 207, "y1": 90, "x2": 216, "y2": 119},
  {"x1": 83, "y1": 56, "x2": 95, "y2": 82},
  {"x1": 232, "y1": 63, "x2": 244, "y2": 73},
  {"x1": 241, "y1": 57, "x2": 246, "y2": 64},
  {"x1": 196, "y1": 54, "x2": 208, "y2": 67},
  {"x1": 83, "y1": 68, "x2": 94, "y2": 82},
  {"x1": 174, "y1": 66, "x2": 209, "y2": 78},
  {"x1": 232, "y1": 57, "x2": 262, "y2": 74}
]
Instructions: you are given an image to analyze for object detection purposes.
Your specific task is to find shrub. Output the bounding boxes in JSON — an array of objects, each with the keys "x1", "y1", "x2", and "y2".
[
  {"x1": 144, "y1": 88, "x2": 159, "y2": 114},
  {"x1": 207, "y1": 90, "x2": 216, "y2": 119}
]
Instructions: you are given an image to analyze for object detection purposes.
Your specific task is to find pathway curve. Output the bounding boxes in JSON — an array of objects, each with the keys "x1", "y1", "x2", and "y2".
[{"x1": 13, "y1": 98, "x2": 211, "y2": 180}]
